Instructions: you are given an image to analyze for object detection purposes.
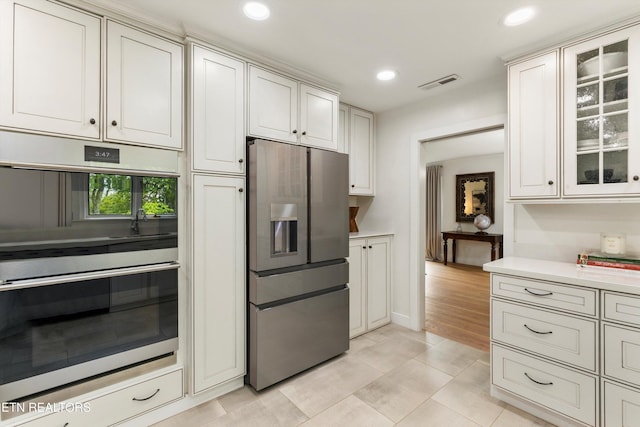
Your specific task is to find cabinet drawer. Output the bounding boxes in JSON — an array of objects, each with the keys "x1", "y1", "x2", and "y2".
[
  {"x1": 492, "y1": 344, "x2": 597, "y2": 426},
  {"x1": 603, "y1": 323, "x2": 640, "y2": 386},
  {"x1": 603, "y1": 292, "x2": 640, "y2": 327},
  {"x1": 492, "y1": 299, "x2": 598, "y2": 371},
  {"x1": 602, "y1": 380, "x2": 640, "y2": 427},
  {"x1": 491, "y1": 274, "x2": 597, "y2": 316},
  {"x1": 18, "y1": 369, "x2": 183, "y2": 427}
]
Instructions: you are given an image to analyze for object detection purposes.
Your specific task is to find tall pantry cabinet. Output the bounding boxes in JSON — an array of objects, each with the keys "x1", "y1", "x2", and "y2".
[{"x1": 188, "y1": 43, "x2": 246, "y2": 394}]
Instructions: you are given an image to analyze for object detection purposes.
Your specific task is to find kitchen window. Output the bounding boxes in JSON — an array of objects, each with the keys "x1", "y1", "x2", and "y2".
[{"x1": 78, "y1": 173, "x2": 177, "y2": 219}]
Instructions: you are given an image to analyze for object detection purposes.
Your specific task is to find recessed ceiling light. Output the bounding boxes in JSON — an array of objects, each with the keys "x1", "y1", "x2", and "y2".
[
  {"x1": 243, "y1": 2, "x2": 270, "y2": 21},
  {"x1": 376, "y1": 70, "x2": 397, "y2": 81},
  {"x1": 503, "y1": 6, "x2": 536, "y2": 27}
]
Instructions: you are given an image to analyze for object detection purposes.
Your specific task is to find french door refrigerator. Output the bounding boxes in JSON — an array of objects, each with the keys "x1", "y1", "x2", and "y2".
[{"x1": 247, "y1": 138, "x2": 349, "y2": 390}]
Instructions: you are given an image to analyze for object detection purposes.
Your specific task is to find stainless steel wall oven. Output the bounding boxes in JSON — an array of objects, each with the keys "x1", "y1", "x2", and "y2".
[{"x1": 0, "y1": 132, "x2": 179, "y2": 401}]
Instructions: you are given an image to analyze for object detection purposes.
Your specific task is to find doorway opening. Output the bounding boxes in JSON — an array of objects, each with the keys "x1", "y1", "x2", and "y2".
[{"x1": 421, "y1": 124, "x2": 504, "y2": 351}]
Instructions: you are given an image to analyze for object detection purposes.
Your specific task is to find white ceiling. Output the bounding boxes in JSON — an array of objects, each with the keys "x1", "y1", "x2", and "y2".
[{"x1": 89, "y1": 0, "x2": 640, "y2": 113}]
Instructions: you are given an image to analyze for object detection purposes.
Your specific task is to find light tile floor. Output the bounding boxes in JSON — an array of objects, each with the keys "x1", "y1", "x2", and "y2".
[{"x1": 153, "y1": 324, "x2": 554, "y2": 426}]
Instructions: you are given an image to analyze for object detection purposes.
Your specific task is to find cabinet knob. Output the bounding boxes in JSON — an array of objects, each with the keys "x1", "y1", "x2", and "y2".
[
  {"x1": 292, "y1": 129, "x2": 297, "y2": 134},
  {"x1": 351, "y1": 184, "x2": 355, "y2": 188},
  {"x1": 238, "y1": 188, "x2": 244, "y2": 193},
  {"x1": 368, "y1": 245, "x2": 372, "y2": 249},
  {"x1": 89, "y1": 118, "x2": 96, "y2": 125},
  {"x1": 548, "y1": 180, "x2": 554, "y2": 185},
  {"x1": 634, "y1": 176, "x2": 639, "y2": 181},
  {"x1": 239, "y1": 159, "x2": 244, "y2": 164},
  {"x1": 362, "y1": 246, "x2": 366, "y2": 249},
  {"x1": 302, "y1": 131, "x2": 307, "y2": 136},
  {"x1": 111, "y1": 120, "x2": 118, "y2": 126}
]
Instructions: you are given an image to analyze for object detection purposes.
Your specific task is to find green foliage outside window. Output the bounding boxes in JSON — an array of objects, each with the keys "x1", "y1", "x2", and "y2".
[{"x1": 88, "y1": 174, "x2": 176, "y2": 216}]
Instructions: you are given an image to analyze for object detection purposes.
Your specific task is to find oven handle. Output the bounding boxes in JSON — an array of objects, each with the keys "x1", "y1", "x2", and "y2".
[{"x1": 0, "y1": 262, "x2": 179, "y2": 291}]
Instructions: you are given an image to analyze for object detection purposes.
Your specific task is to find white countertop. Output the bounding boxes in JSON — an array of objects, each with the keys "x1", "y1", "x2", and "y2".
[
  {"x1": 484, "y1": 256, "x2": 640, "y2": 295},
  {"x1": 349, "y1": 231, "x2": 394, "y2": 239}
]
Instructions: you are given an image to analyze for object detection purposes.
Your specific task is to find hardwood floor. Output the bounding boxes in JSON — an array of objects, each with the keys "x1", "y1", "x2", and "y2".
[{"x1": 424, "y1": 260, "x2": 490, "y2": 352}]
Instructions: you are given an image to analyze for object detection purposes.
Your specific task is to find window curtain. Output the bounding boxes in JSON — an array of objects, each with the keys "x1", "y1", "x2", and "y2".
[{"x1": 425, "y1": 165, "x2": 442, "y2": 260}]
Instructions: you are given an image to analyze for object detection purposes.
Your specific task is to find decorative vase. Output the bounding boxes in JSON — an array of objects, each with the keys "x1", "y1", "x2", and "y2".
[
  {"x1": 473, "y1": 214, "x2": 491, "y2": 234},
  {"x1": 349, "y1": 207, "x2": 359, "y2": 232}
]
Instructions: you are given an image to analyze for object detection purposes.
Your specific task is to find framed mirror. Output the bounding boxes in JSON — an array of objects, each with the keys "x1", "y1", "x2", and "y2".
[{"x1": 455, "y1": 171, "x2": 494, "y2": 223}]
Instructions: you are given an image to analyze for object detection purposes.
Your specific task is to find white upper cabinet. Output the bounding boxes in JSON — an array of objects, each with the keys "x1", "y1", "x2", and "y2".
[
  {"x1": 0, "y1": 0, "x2": 101, "y2": 139},
  {"x1": 248, "y1": 65, "x2": 338, "y2": 149},
  {"x1": 299, "y1": 84, "x2": 338, "y2": 150},
  {"x1": 508, "y1": 22, "x2": 640, "y2": 201},
  {"x1": 248, "y1": 66, "x2": 298, "y2": 143},
  {"x1": 563, "y1": 26, "x2": 640, "y2": 197},
  {"x1": 508, "y1": 51, "x2": 559, "y2": 199},
  {"x1": 106, "y1": 20, "x2": 183, "y2": 150},
  {"x1": 349, "y1": 107, "x2": 375, "y2": 195},
  {"x1": 190, "y1": 45, "x2": 245, "y2": 174}
]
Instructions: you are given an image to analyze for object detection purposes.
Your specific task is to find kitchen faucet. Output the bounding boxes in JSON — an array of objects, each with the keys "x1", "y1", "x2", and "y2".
[{"x1": 131, "y1": 208, "x2": 147, "y2": 233}]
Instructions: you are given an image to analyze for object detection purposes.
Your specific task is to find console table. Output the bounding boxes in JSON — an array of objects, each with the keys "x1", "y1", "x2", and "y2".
[{"x1": 442, "y1": 231, "x2": 503, "y2": 265}]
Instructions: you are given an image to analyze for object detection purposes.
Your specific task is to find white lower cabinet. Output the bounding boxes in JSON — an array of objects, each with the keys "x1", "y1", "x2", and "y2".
[
  {"x1": 489, "y1": 269, "x2": 600, "y2": 426},
  {"x1": 17, "y1": 369, "x2": 183, "y2": 427},
  {"x1": 348, "y1": 235, "x2": 392, "y2": 338},
  {"x1": 191, "y1": 174, "x2": 245, "y2": 393},
  {"x1": 488, "y1": 260, "x2": 640, "y2": 427}
]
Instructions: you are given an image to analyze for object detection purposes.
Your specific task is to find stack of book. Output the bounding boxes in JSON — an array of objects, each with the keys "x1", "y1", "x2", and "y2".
[{"x1": 577, "y1": 252, "x2": 640, "y2": 272}]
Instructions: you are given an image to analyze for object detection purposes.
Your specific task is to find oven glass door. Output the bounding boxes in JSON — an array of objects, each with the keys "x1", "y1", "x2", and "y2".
[{"x1": 0, "y1": 266, "x2": 178, "y2": 399}]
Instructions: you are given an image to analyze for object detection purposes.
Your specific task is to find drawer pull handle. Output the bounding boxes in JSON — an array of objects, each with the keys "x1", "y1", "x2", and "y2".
[
  {"x1": 524, "y1": 372, "x2": 553, "y2": 386},
  {"x1": 524, "y1": 288, "x2": 553, "y2": 297},
  {"x1": 132, "y1": 388, "x2": 160, "y2": 402},
  {"x1": 524, "y1": 324, "x2": 553, "y2": 335}
]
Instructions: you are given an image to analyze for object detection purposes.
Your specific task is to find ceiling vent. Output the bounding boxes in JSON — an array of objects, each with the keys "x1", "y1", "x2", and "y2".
[{"x1": 418, "y1": 74, "x2": 460, "y2": 91}]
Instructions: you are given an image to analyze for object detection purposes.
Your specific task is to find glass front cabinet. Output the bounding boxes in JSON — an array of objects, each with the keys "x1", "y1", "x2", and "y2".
[{"x1": 563, "y1": 26, "x2": 640, "y2": 196}]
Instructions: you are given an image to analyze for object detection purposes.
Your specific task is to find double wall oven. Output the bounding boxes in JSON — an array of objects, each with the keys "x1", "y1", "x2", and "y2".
[{"x1": 0, "y1": 132, "x2": 179, "y2": 401}]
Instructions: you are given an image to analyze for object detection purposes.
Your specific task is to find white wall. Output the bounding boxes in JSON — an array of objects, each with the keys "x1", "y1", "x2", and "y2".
[{"x1": 437, "y1": 153, "x2": 504, "y2": 266}]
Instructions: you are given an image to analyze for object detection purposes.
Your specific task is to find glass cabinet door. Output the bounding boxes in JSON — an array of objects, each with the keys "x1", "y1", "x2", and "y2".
[{"x1": 564, "y1": 27, "x2": 640, "y2": 196}]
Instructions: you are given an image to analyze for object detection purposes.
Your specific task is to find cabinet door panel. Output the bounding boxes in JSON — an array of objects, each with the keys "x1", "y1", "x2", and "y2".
[
  {"x1": 191, "y1": 46, "x2": 245, "y2": 173},
  {"x1": 0, "y1": 0, "x2": 100, "y2": 138},
  {"x1": 300, "y1": 84, "x2": 338, "y2": 150},
  {"x1": 106, "y1": 21, "x2": 183, "y2": 149},
  {"x1": 563, "y1": 27, "x2": 640, "y2": 196},
  {"x1": 192, "y1": 175, "x2": 245, "y2": 393},
  {"x1": 349, "y1": 108, "x2": 374, "y2": 195},
  {"x1": 248, "y1": 66, "x2": 297, "y2": 143},
  {"x1": 366, "y1": 236, "x2": 391, "y2": 330},
  {"x1": 603, "y1": 323, "x2": 640, "y2": 386},
  {"x1": 603, "y1": 380, "x2": 640, "y2": 427},
  {"x1": 508, "y1": 51, "x2": 559, "y2": 198},
  {"x1": 348, "y1": 239, "x2": 366, "y2": 338},
  {"x1": 338, "y1": 104, "x2": 349, "y2": 154}
]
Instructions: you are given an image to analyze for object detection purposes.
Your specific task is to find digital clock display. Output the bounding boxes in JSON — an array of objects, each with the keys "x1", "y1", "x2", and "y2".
[{"x1": 84, "y1": 146, "x2": 120, "y2": 164}]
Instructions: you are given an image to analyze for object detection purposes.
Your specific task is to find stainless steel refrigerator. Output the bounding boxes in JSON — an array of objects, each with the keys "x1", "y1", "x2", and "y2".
[{"x1": 247, "y1": 138, "x2": 349, "y2": 391}]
